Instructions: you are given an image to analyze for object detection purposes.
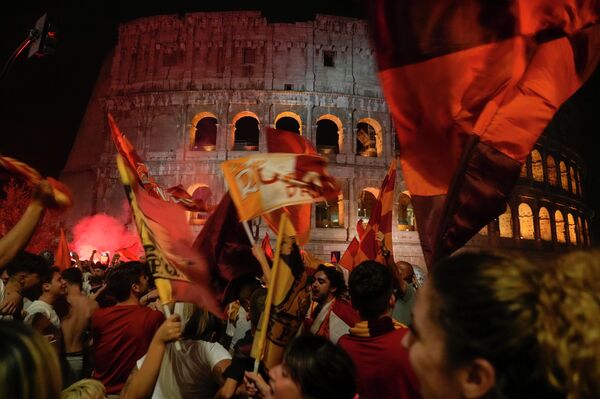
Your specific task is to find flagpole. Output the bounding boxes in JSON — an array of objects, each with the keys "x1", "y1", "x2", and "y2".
[
  {"x1": 162, "y1": 303, "x2": 182, "y2": 351},
  {"x1": 244, "y1": 220, "x2": 271, "y2": 283}
]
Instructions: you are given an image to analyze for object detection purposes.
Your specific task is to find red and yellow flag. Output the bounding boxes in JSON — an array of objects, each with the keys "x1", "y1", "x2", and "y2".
[
  {"x1": 0, "y1": 156, "x2": 72, "y2": 209},
  {"x1": 263, "y1": 127, "x2": 318, "y2": 246},
  {"x1": 221, "y1": 153, "x2": 339, "y2": 222},
  {"x1": 340, "y1": 159, "x2": 396, "y2": 269},
  {"x1": 117, "y1": 155, "x2": 222, "y2": 317},
  {"x1": 251, "y1": 213, "x2": 310, "y2": 369},
  {"x1": 368, "y1": 0, "x2": 600, "y2": 266},
  {"x1": 338, "y1": 237, "x2": 359, "y2": 272},
  {"x1": 108, "y1": 114, "x2": 206, "y2": 212}
]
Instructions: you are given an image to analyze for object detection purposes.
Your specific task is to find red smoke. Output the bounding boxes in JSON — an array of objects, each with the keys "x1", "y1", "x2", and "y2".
[{"x1": 70, "y1": 213, "x2": 142, "y2": 261}]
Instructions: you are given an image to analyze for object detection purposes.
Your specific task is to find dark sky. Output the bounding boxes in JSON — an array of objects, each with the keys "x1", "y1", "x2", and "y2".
[{"x1": 1, "y1": 1, "x2": 599, "y2": 243}]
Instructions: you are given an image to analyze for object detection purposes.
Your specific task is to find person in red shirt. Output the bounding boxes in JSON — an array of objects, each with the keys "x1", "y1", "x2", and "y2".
[
  {"x1": 338, "y1": 260, "x2": 421, "y2": 399},
  {"x1": 91, "y1": 261, "x2": 164, "y2": 395}
]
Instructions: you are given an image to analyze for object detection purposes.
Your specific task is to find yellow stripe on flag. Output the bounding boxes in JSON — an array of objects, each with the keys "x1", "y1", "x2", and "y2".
[{"x1": 251, "y1": 213, "x2": 310, "y2": 369}]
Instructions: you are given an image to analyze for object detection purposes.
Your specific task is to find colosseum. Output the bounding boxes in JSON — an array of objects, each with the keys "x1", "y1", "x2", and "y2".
[{"x1": 61, "y1": 11, "x2": 593, "y2": 270}]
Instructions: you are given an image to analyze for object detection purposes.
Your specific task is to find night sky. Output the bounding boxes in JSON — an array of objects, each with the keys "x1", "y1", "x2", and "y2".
[{"x1": 1, "y1": 1, "x2": 599, "y2": 244}]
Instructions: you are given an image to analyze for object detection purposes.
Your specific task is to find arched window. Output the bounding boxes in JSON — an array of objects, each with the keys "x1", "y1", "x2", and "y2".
[
  {"x1": 191, "y1": 116, "x2": 217, "y2": 150},
  {"x1": 531, "y1": 150, "x2": 544, "y2": 182},
  {"x1": 316, "y1": 119, "x2": 340, "y2": 154},
  {"x1": 539, "y1": 207, "x2": 551, "y2": 241},
  {"x1": 356, "y1": 119, "x2": 382, "y2": 157},
  {"x1": 546, "y1": 155, "x2": 557, "y2": 186},
  {"x1": 555, "y1": 210, "x2": 566, "y2": 243},
  {"x1": 577, "y1": 170, "x2": 583, "y2": 196},
  {"x1": 559, "y1": 161, "x2": 568, "y2": 191},
  {"x1": 356, "y1": 122, "x2": 377, "y2": 157},
  {"x1": 275, "y1": 112, "x2": 302, "y2": 134},
  {"x1": 567, "y1": 213, "x2": 577, "y2": 245},
  {"x1": 233, "y1": 116, "x2": 259, "y2": 151},
  {"x1": 499, "y1": 205, "x2": 513, "y2": 238},
  {"x1": 358, "y1": 188, "x2": 378, "y2": 222},
  {"x1": 316, "y1": 194, "x2": 344, "y2": 228},
  {"x1": 188, "y1": 184, "x2": 213, "y2": 225},
  {"x1": 570, "y1": 166, "x2": 577, "y2": 195},
  {"x1": 397, "y1": 192, "x2": 415, "y2": 231},
  {"x1": 518, "y1": 203, "x2": 534, "y2": 240}
]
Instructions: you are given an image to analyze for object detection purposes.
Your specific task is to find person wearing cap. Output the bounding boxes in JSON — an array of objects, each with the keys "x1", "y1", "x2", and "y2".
[{"x1": 301, "y1": 263, "x2": 359, "y2": 344}]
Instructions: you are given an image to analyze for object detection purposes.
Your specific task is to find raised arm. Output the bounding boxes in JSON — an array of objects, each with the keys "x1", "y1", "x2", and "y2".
[{"x1": 0, "y1": 180, "x2": 55, "y2": 269}]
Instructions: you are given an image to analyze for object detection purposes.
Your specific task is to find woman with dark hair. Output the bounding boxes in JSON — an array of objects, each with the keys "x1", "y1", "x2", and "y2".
[
  {"x1": 404, "y1": 250, "x2": 600, "y2": 399},
  {"x1": 244, "y1": 335, "x2": 356, "y2": 399}
]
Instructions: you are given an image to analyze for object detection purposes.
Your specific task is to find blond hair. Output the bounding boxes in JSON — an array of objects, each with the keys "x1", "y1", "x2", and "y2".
[
  {"x1": 61, "y1": 379, "x2": 105, "y2": 399},
  {"x1": 536, "y1": 250, "x2": 600, "y2": 399},
  {"x1": 0, "y1": 320, "x2": 62, "y2": 399},
  {"x1": 430, "y1": 250, "x2": 600, "y2": 399}
]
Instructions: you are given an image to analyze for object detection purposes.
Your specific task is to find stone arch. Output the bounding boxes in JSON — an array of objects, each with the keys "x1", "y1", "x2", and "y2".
[
  {"x1": 546, "y1": 155, "x2": 557, "y2": 186},
  {"x1": 555, "y1": 210, "x2": 566, "y2": 243},
  {"x1": 559, "y1": 161, "x2": 568, "y2": 191},
  {"x1": 569, "y1": 166, "x2": 577, "y2": 195},
  {"x1": 356, "y1": 118, "x2": 383, "y2": 157},
  {"x1": 567, "y1": 213, "x2": 577, "y2": 245},
  {"x1": 187, "y1": 183, "x2": 213, "y2": 225},
  {"x1": 190, "y1": 111, "x2": 218, "y2": 150},
  {"x1": 358, "y1": 188, "x2": 379, "y2": 222},
  {"x1": 518, "y1": 203, "x2": 534, "y2": 240},
  {"x1": 577, "y1": 169, "x2": 583, "y2": 196},
  {"x1": 499, "y1": 205, "x2": 513, "y2": 238},
  {"x1": 275, "y1": 111, "x2": 302, "y2": 135},
  {"x1": 397, "y1": 191, "x2": 415, "y2": 231},
  {"x1": 316, "y1": 193, "x2": 344, "y2": 228},
  {"x1": 232, "y1": 111, "x2": 260, "y2": 151},
  {"x1": 316, "y1": 114, "x2": 344, "y2": 154},
  {"x1": 539, "y1": 207, "x2": 551, "y2": 241},
  {"x1": 531, "y1": 150, "x2": 544, "y2": 182}
]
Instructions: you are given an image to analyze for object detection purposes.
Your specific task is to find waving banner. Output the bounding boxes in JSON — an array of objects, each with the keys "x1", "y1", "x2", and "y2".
[{"x1": 221, "y1": 153, "x2": 340, "y2": 221}]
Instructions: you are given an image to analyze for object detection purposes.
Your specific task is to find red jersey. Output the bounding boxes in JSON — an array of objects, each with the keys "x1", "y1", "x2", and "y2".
[
  {"x1": 91, "y1": 305, "x2": 164, "y2": 394},
  {"x1": 338, "y1": 318, "x2": 421, "y2": 399}
]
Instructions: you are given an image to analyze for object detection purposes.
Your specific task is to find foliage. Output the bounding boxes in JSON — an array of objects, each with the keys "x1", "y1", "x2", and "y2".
[{"x1": 0, "y1": 178, "x2": 65, "y2": 254}]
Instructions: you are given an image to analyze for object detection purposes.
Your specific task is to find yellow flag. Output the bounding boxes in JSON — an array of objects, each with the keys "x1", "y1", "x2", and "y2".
[{"x1": 251, "y1": 213, "x2": 311, "y2": 369}]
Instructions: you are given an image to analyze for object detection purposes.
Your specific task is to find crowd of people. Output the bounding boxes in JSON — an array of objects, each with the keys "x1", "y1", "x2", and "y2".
[{"x1": 1, "y1": 180, "x2": 600, "y2": 399}]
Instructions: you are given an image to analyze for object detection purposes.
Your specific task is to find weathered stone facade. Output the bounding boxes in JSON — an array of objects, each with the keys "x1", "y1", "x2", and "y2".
[{"x1": 61, "y1": 11, "x2": 592, "y2": 271}]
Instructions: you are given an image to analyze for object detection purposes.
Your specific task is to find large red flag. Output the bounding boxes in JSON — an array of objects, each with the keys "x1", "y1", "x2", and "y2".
[
  {"x1": 192, "y1": 193, "x2": 263, "y2": 306},
  {"x1": 368, "y1": 0, "x2": 600, "y2": 266},
  {"x1": 108, "y1": 114, "x2": 206, "y2": 212},
  {"x1": 55, "y1": 228, "x2": 71, "y2": 271},
  {"x1": 117, "y1": 155, "x2": 222, "y2": 317},
  {"x1": 263, "y1": 127, "x2": 319, "y2": 245}
]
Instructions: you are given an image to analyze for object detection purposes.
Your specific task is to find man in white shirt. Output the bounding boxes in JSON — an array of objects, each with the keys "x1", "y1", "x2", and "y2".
[{"x1": 24, "y1": 266, "x2": 67, "y2": 351}]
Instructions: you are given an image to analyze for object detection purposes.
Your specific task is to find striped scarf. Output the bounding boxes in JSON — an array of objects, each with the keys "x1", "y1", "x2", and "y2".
[{"x1": 349, "y1": 316, "x2": 406, "y2": 338}]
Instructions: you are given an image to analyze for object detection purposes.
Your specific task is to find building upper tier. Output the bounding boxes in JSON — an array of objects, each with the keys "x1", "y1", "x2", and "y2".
[{"x1": 110, "y1": 12, "x2": 382, "y2": 98}]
